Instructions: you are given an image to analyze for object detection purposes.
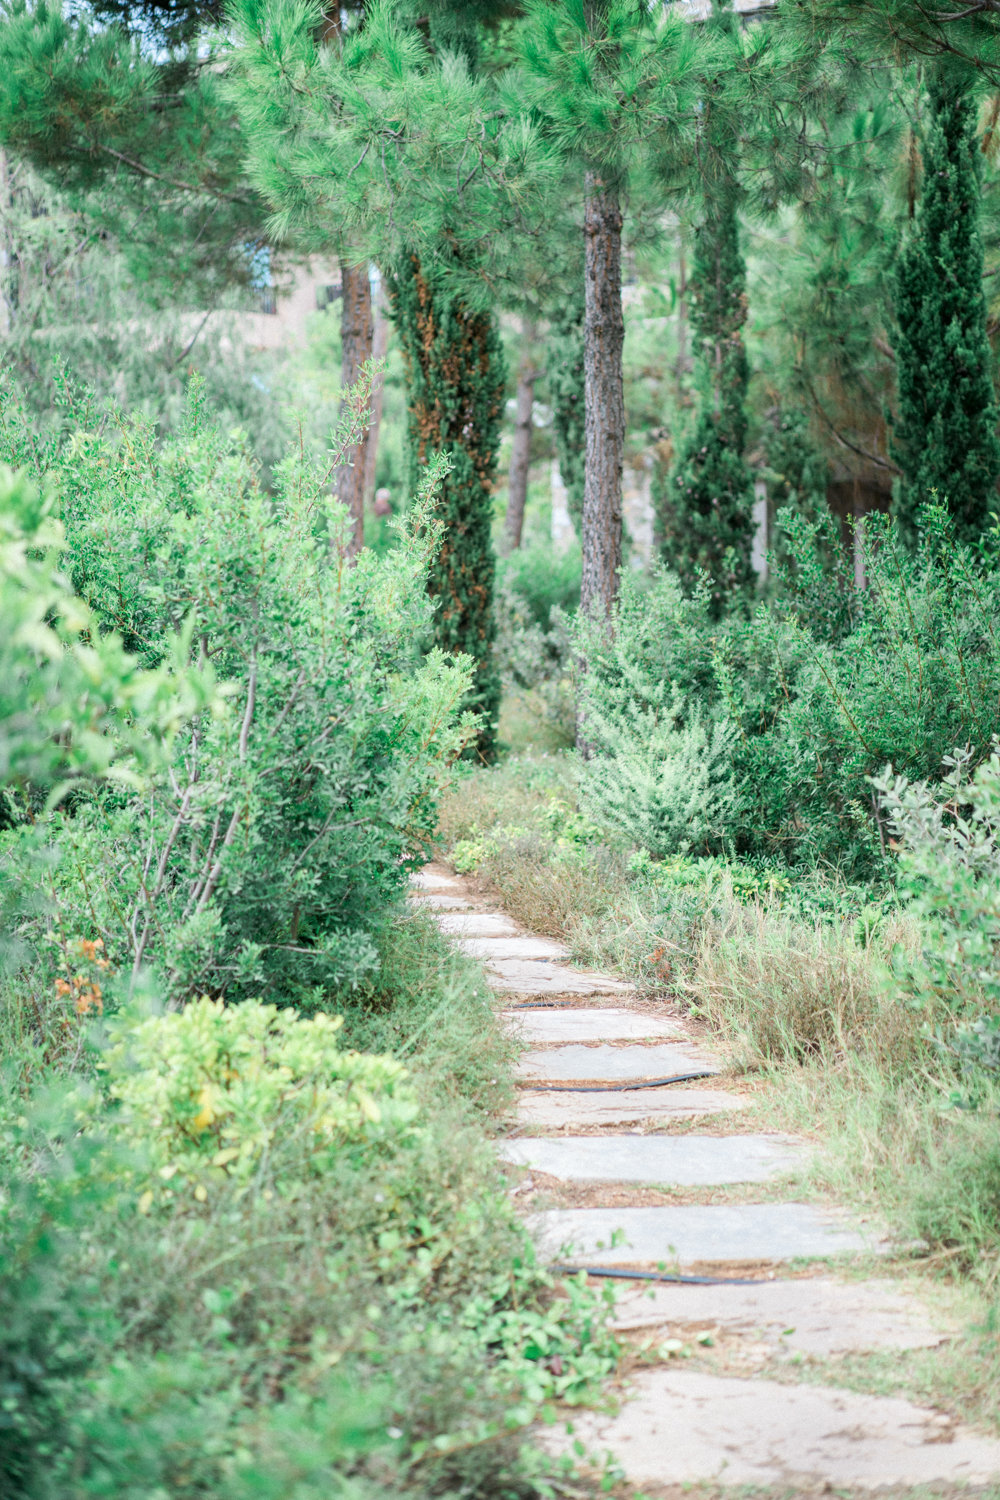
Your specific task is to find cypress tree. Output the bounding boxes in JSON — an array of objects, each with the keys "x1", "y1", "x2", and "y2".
[
  {"x1": 390, "y1": 253, "x2": 504, "y2": 760},
  {"x1": 892, "y1": 74, "x2": 1000, "y2": 543},
  {"x1": 662, "y1": 188, "x2": 754, "y2": 612},
  {"x1": 548, "y1": 285, "x2": 586, "y2": 536}
]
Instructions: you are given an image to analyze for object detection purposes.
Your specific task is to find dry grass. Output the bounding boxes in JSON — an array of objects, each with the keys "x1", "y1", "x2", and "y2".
[{"x1": 689, "y1": 905, "x2": 926, "y2": 1076}]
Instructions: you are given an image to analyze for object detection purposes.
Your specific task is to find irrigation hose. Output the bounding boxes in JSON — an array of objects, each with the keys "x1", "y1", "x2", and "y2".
[
  {"x1": 519, "y1": 1071, "x2": 717, "y2": 1093},
  {"x1": 550, "y1": 1265, "x2": 766, "y2": 1286}
]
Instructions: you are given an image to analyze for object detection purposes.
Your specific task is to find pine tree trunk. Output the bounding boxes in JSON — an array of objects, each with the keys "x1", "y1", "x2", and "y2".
[
  {"x1": 503, "y1": 319, "x2": 537, "y2": 552},
  {"x1": 581, "y1": 169, "x2": 624, "y2": 622},
  {"x1": 362, "y1": 275, "x2": 389, "y2": 506},
  {"x1": 337, "y1": 258, "x2": 373, "y2": 554}
]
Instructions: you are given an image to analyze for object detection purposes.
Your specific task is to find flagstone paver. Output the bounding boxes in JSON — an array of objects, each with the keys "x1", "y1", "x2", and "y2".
[
  {"x1": 485, "y1": 958, "x2": 633, "y2": 995},
  {"x1": 534, "y1": 1202, "x2": 882, "y2": 1265},
  {"x1": 412, "y1": 863, "x2": 993, "y2": 1495},
  {"x1": 545, "y1": 1369, "x2": 1000, "y2": 1489},
  {"x1": 410, "y1": 893, "x2": 472, "y2": 910},
  {"x1": 434, "y1": 913, "x2": 520, "y2": 937},
  {"x1": 516, "y1": 1043, "x2": 721, "y2": 1083},
  {"x1": 459, "y1": 934, "x2": 571, "y2": 961},
  {"x1": 501, "y1": 1007, "x2": 685, "y2": 1043},
  {"x1": 517, "y1": 1088, "x2": 750, "y2": 1128},
  {"x1": 609, "y1": 1276, "x2": 949, "y2": 1355},
  {"x1": 499, "y1": 1133, "x2": 805, "y2": 1185},
  {"x1": 409, "y1": 869, "x2": 465, "y2": 891}
]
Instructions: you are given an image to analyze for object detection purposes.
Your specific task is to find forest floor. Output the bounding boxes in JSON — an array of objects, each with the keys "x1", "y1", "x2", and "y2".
[{"x1": 414, "y1": 780, "x2": 1000, "y2": 1498}]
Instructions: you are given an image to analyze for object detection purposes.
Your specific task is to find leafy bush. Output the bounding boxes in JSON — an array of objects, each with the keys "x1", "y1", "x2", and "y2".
[
  {"x1": 875, "y1": 746, "x2": 1000, "y2": 1093},
  {"x1": 0, "y1": 464, "x2": 213, "y2": 797},
  {"x1": 102, "y1": 998, "x2": 419, "y2": 1204},
  {"x1": 1, "y1": 379, "x2": 474, "y2": 1006},
  {"x1": 578, "y1": 508, "x2": 1000, "y2": 873},
  {"x1": 580, "y1": 681, "x2": 737, "y2": 858},
  {"x1": 0, "y1": 989, "x2": 618, "y2": 1500},
  {"x1": 496, "y1": 543, "x2": 581, "y2": 631},
  {"x1": 876, "y1": 747, "x2": 1000, "y2": 1019},
  {"x1": 494, "y1": 558, "x2": 575, "y2": 745}
]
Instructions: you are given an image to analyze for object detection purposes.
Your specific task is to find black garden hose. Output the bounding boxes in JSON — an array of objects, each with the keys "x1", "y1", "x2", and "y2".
[{"x1": 519, "y1": 1071, "x2": 718, "y2": 1093}]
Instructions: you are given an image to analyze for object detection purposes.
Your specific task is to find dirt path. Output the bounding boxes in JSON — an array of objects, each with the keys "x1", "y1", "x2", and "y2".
[{"x1": 411, "y1": 863, "x2": 1000, "y2": 1497}]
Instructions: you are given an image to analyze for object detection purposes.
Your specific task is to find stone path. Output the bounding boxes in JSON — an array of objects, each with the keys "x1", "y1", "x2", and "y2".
[{"x1": 410, "y1": 861, "x2": 1000, "y2": 1495}]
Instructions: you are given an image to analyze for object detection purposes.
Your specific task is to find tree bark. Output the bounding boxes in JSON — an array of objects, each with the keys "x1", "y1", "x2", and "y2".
[
  {"x1": 337, "y1": 257, "x2": 373, "y2": 554},
  {"x1": 581, "y1": 168, "x2": 624, "y2": 622},
  {"x1": 362, "y1": 274, "x2": 389, "y2": 507},
  {"x1": 503, "y1": 318, "x2": 537, "y2": 552}
]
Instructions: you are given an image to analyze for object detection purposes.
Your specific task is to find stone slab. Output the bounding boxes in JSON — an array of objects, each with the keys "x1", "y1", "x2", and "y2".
[
  {"x1": 533, "y1": 1203, "x2": 881, "y2": 1266},
  {"x1": 434, "y1": 913, "x2": 519, "y2": 937},
  {"x1": 487, "y1": 959, "x2": 633, "y2": 996},
  {"x1": 542, "y1": 1369, "x2": 1000, "y2": 1489},
  {"x1": 460, "y1": 935, "x2": 570, "y2": 961},
  {"x1": 500, "y1": 1134, "x2": 804, "y2": 1186},
  {"x1": 609, "y1": 1276, "x2": 948, "y2": 1356},
  {"x1": 410, "y1": 869, "x2": 463, "y2": 892},
  {"x1": 517, "y1": 1089, "x2": 747, "y2": 1129},
  {"x1": 516, "y1": 1044, "x2": 720, "y2": 1083},
  {"x1": 502, "y1": 1007, "x2": 684, "y2": 1044},
  {"x1": 410, "y1": 894, "x2": 471, "y2": 910}
]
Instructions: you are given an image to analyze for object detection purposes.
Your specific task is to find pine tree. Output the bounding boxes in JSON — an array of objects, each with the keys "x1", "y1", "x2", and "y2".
[
  {"x1": 390, "y1": 253, "x2": 504, "y2": 758},
  {"x1": 231, "y1": 0, "x2": 542, "y2": 761},
  {"x1": 517, "y1": 0, "x2": 702, "y2": 625},
  {"x1": 662, "y1": 187, "x2": 754, "y2": 610},
  {"x1": 892, "y1": 74, "x2": 1000, "y2": 543}
]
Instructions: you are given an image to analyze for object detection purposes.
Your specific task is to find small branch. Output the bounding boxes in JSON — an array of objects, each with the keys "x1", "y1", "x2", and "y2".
[{"x1": 96, "y1": 144, "x2": 253, "y2": 205}]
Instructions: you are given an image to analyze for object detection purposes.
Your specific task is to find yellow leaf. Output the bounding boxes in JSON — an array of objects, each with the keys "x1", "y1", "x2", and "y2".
[
  {"x1": 138, "y1": 1190, "x2": 154, "y2": 1214},
  {"x1": 355, "y1": 1089, "x2": 381, "y2": 1124},
  {"x1": 192, "y1": 1085, "x2": 215, "y2": 1131},
  {"x1": 194, "y1": 1183, "x2": 208, "y2": 1202},
  {"x1": 211, "y1": 1147, "x2": 241, "y2": 1167}
]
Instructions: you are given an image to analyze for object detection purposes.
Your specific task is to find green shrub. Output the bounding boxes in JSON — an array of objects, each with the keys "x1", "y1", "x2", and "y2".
[
  {"x1": 0, "y1": 463, "x2": 214, "y2": 798},
  {"x1": 1, "y1": 1015, "x2": 618, "y2": 1499},
  {"x1": 876, "y1": 747, "x2": 1000, "y2": 1019},
  {"x1": 577, "y1": 507, "x2": 1000, "y2": 874},
  {"x1": 1, "y1": 379, "x2": 474, "y2": 1006},
  {"x1": 493, "y1": 552, "x2": 576, "y2": 746},
  {"x1": 102, "y1": 997, "x2": 419, "y2": 1205},
  {"x1": 496, "y1": 543, "x2": 581, "y2": 631},
  {"x1": 580, "y1": 681, "x2": 737, "y2": 858}
]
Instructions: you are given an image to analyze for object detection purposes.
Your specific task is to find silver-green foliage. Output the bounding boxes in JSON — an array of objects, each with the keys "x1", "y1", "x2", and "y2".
[
  {"x1": 876, "y1": 746, "x2": 1000, "y2": 1025},
  {"x1": 578, "y1": 577, "x2": 737, "y2": 857}
]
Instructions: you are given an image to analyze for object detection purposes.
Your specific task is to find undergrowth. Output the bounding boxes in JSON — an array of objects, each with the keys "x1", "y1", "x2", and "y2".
[{"x1": 439, "y1": 750, "x2": 1000, "y2": 1303}]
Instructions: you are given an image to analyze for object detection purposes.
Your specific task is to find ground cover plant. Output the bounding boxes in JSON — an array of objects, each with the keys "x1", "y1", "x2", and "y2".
[{"x1": 0, "y1": 382, "x2": 619, "y2": 1500}]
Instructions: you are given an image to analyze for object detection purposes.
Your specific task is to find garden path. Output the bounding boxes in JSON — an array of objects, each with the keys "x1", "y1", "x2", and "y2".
[{"x1": 410, "y1": 863, "x2": 1000, "y2": 1496}]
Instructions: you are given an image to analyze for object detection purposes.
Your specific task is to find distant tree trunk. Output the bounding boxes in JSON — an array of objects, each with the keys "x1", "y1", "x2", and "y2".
[
  {"x1": 503, "y1": 318, "x2": 537, "y2": 552},
  {"x1": 362, "y1": 275, "x2": 389, "y2": 507},
  {"x1": 338, "y1": 258, "x2": 373, "y2": 554},
  {"x1": 580, "y1": 167, "x2": 624, "y2": 623}
]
